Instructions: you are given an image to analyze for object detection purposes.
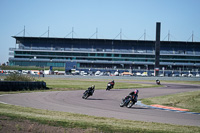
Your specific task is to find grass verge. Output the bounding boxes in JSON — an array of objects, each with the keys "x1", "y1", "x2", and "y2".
[
  {"x1": 42, "y1": 78, "x2": 161, "y2": 90},
  {"x1": 141, "y1": 90, "x2": 200, "y2": 113},
  {"x1": 0, "y1": 103, "x2": 200, "y2": 133},
  {"x1": 158, "y1": 80, "x2": 200, "y2": 85},
  {"x1": 0, "y1": 77, "x2": 162, "y2": 95}
]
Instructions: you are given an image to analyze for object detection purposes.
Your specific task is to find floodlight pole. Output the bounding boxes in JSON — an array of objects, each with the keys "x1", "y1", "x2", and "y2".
[
  {"x1": 48, "y1": 26, "x2": 49, "y2": 37},
  {"x1": 96, "y1": 28, "x2": 98, "y2": 39},
  {"x1": 72, "y1": 27, "x2": 74, "y2": 39},
  {"x1": 154, "y1": 22, "x2": 161, "y2": 76},
  {"x1": 168, "y1": 30, "x2": 170, "y2": 41},
  {"x1": 120, "y1": 29, "x2": 122, "y2": 40},
  {"x1": 192, "y1": 31, "x2": 194, "y2": 42},
  {"x1": 23, "y1": 26, "x2": 25, "y2": 37}
]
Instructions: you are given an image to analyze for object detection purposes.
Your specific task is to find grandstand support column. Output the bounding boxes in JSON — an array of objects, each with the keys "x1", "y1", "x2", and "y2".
[{"x1": 154, "y1": 22, "x2": 161, "y2": 76}]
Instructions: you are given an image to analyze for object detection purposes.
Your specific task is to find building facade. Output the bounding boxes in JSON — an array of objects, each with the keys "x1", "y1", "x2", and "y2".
[{"x1": 9, "y1": 36, "x2": 200, "y2": 73}]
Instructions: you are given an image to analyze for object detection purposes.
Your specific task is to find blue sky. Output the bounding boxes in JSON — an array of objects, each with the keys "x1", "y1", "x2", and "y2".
[{"x1": 0, "y1": 0, "x2": 200, "y2": 64}]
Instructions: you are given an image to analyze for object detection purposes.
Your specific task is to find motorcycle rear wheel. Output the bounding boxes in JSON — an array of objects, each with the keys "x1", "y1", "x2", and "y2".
[{"x1": 120, "y1": 100, "x2": 125, "y2": 107}]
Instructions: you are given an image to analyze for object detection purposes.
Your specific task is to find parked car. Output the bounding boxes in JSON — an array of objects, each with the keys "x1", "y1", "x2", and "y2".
[
  {"x1": 57, "y1": 71, "x2": 65, "y2": 75},
  {"x1": 114, "y1": 71, "x2": 119, "y2": 76},
  {"x1": 22, "y1": 70, "x2": 30, "y2": 74},
  {"x1": 188, "y1": 73, "x2": 194, "y2": 77},
  {"x1": 159, "y1": 74, "x2": 164, "y2": 77},
  {"x1": 135, "y1": 72, "x2": 141, "y2": 76},
  {"x1": 141, "y1": 72, "x2": 148, "y2": 76},
  {"x1": 181, "y1": 74, "x2": 187, "y2": 77},
  {"x1": 121, "y1": 72, "x2": 133, "y2": 76},
  {"x1": 95, "y1": 71, "x2": 103, "y2": 76},
  {"x1": 172, "y1": 73, "x2": 179, "y2": 77}
]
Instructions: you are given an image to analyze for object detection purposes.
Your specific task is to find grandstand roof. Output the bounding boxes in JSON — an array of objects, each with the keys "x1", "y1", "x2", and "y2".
[{"x1": 12, "y1": 36, "x2": 200, "y2": 45}]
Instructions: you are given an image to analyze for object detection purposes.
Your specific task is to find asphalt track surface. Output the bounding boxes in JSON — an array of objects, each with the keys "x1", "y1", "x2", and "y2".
[{"x1": 0, "y1": 82, "x2": 200, "y2": 127}]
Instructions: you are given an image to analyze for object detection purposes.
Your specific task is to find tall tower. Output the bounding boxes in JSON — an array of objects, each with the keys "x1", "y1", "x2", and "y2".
[{"x1": 154, "y1": 22, "x2": 161, "y2": 76}]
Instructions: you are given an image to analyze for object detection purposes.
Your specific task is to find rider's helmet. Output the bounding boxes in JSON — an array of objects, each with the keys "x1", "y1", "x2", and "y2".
[
  {"x1": 92, "y1": 85, "x2": 95, "y2": 89},
  {"x1": 134, "y1": 89, "x2": 139, "y2": 95}
]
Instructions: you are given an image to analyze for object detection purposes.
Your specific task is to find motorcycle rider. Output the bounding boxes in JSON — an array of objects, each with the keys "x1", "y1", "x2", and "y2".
[
  {"x1": 87, "y1": 85, "x2": 95, "y2": 96},
  {"x1": 124, "y1": 89, "x2": 139, "y2": 103},
  {"x1": 106, "y1": 80, "x2": 115, "y2": 91},
  {"x1": 109, "y1": 80, "x2": 115, "y2": 88},
  {"x1": 156, "y1": 79, "x2": 160, "y2": 85}
]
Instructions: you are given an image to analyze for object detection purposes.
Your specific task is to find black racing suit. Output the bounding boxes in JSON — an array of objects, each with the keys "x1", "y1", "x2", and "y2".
[
  {"x1": 125, "y1": 91, "x2": 138, "y2": 103},
  {"x1": 88, "y1": 87, "x2": 94, "y2": 96}
]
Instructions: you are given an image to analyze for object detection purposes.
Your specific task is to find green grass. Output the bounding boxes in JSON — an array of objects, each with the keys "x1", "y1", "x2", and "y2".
[
  {"x1": 4, "y1": 73, "x2": 37, "y2": 82},
  {"x1": 117, "y1": 79, "x2": 200, "y2": 85},
  {"x1": 160, "y1": 80, "x2": 200, "y2": 85},
  {"x1": 141, "y1": 90, "x2": 200, "y2": 113},
  {"x1": 42, "y1": 78, "x2": 161, "y2": 90},
  {"x1": 0, "y1": 103, "x2": 199, "y2": 133},
  {"x1": 0, "y1": 78, "x2": 200, "y2": 132},
  {"x1": 0, "y1": 77, "x2": 161, "y2": 94}
]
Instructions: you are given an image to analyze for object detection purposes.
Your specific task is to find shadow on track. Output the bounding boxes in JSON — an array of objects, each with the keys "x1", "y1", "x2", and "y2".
[
  {"x1": 128, "y1": 106, "x2": 149, "y2": 110},
  {"x1": 86, "y1": 98, "x2": 106, "y2": 100},
  {"x1": 105, "y1": 89, "x2": 124, "y2": 91}
]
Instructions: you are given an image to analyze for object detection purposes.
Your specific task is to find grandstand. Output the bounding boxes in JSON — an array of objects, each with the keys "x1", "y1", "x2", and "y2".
[{"x1": 9, "y1": 36, "x2": 200, "y2": 74}]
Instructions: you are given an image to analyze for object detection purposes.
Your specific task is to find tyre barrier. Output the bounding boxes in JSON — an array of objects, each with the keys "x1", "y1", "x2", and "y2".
[{"x1": 0, "y1": 81, "x2": 47, "y2": 91}]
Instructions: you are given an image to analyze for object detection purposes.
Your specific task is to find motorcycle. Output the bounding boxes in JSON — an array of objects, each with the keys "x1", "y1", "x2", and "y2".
[
  {"x1": 106, "y1": 82, "x2": 112, "y2": 90},
  {"x1": 156, "y1": 80, "x2": 161, "y2": 85},
  {"x1": 106, "y1": 81, "x2": 115, "y2": 91},
  {"x1": 120, "y1": 95, "x2": 137, "y2": 108},
  {"x1": 82, "y1": 90, "x2": 93, "y2": 99}
]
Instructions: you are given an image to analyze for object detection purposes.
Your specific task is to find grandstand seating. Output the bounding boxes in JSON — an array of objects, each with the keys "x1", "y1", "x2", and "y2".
[{"x1": 9, "y1": 37, "x2": 200, "y2": 70}]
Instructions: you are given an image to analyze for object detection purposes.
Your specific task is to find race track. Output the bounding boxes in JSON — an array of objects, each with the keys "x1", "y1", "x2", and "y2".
[{"x1": 0, "y1": 82, "x2": 200, "y2": 126}]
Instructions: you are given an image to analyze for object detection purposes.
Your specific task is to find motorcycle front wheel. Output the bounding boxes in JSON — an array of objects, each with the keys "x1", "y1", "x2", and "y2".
[
  {"x1": 82, "y1": 93, "x2": 89, "y2": 99},
  {"x1": 127, "y1": 101, "x2": 134, "y2": 108},
  {"x1": 106, "y1": 87, "x2": 110, "y2": 91}
]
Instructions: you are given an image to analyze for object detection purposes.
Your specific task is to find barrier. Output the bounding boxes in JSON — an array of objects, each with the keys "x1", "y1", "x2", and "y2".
[{"x1": 0, "y1": 81, "x2": 47, "y2": 91}]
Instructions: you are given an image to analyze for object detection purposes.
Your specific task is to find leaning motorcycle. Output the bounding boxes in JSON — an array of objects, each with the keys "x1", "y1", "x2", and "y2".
[
  {"x1": 106, "y1": 83, "x2": 112, "y2": 91},
  {"x1": 156, "y1": 80, "x2": 161, "y2": 85},
  {"x1": 106, "y1": 81, "x2": 115, "y2": 91},
  {"x1": 82, "y1": 90, "x2": 92, "y2": 99},
  {"x1": 120, "y1": 95, "x2": 136, "y2": 108}
]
